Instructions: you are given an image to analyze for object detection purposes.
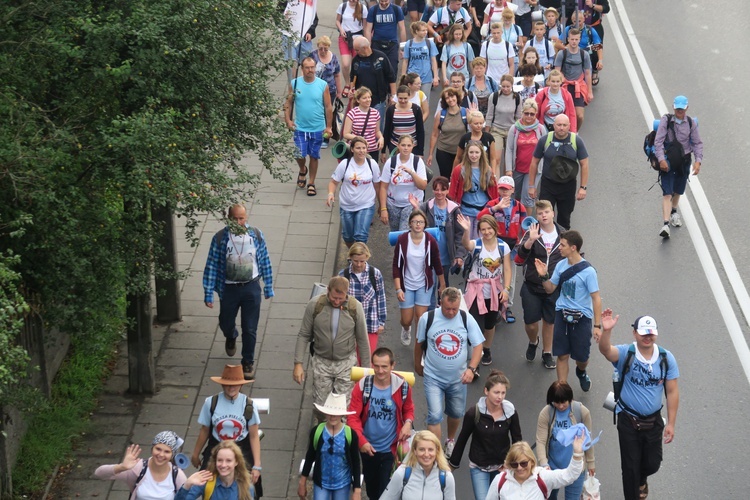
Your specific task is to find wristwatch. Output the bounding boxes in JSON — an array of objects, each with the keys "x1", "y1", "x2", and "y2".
[
  {"x1": 468, "y1": 366, "x2": 478, "y2": 375},
  {"x1": 580, "y1": 185, "x2": 587, "y2": 190}
]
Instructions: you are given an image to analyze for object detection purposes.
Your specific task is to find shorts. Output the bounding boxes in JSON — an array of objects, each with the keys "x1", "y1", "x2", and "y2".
[
  {"x1": 282, "y1": 35, "x2": 312, "y2": 63},
  {"x1": 565, "y1": 83, "x2": 587, "y2": 107},
  {"x1": 338, "y1": 34, "x2": 362, "y2": 57},
  {"x1": 520, "y1": 283, "x2": 558, "y2": 325},
  {"x1": 294, "y1": 130, "x2": 323, "y2": 159},
  {"x1": 423, "y1": 374, "x2": 467, "y2": 424},
  {"x1": 512, "y1": 171, "x2": 539, "y2": 207},
  {"x1": 552, "y1": 309, "x2": 592, "y2": 361},
  {"x1": 407, "y1": 0, "x2": 426, "y2": 13},
  {"x1": 340, "y1": 205, "x2": 376, "y2": 244},
  {"x1": 659, "y1": 168, "x2": 688, "y2": 196},
  {"x1": 469, "y1": 297, "x2": 500, "y2": 330},
  {"x1": 399, "y1": 285, "x2": 435, "y2": 308}
]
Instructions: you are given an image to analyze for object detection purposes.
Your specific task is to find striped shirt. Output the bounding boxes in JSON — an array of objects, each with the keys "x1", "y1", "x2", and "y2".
[
  {"x1": 390, "y1": 108, "x2": 418, "y2": 148},
  {"x1": 347, "y1": 106, "x2": 381, "y2": 152}
]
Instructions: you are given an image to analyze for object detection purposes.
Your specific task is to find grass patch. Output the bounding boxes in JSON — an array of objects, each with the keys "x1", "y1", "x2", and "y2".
[{"x1": 12, "y1": 311, "x2": 124, "y2": 497}]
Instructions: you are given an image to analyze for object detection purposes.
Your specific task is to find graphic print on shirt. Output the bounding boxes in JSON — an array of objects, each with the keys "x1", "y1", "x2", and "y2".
[
  {"x1": 226, "y1": 235, "x2": 255, "y2": 282},
  {"x1": 434, "y1": 331, "x2": 462, "y2": 359},
  {"x1": 368, "y1": 396, "x2": 396, "y2": 421},
  {"x1": 628, "y1": 362, "x2": 666, "y2": 389},
  {"x1": 215, "y1": 415, "x2": 246, "y2": 440},
  {"x1": 561, "y1": 276, "x2": 577, "y2": 300},
  {"x1": 349, "y1": 170, "x2": 372, "y2": 187}
]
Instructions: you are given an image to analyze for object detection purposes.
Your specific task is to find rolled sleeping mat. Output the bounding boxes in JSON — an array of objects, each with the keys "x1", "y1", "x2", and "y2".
[
  {"x1": 653, "y1": 116, "x2": 698, "y2": 131},
  {"x1": 332, "y1": 140, "x2": 349, "y2": 159},
  {"x1": 253, "y1": 398, "x2": 270, "y2": 415},
  {"x1": 388, "y1": 227, "x2": 440, "y2": 246},
  {"x1": 351, "y1": 367, "x2": 416, "y2": 386},
  {"x1": 311, "y1": 282, "x2": 327, "y2": 299},
  {"x1": 521, "y1": 216, "x2": 538, "y2": 231},
  {"x1": 174, "y1": 453, "x2": 190, "y2": 469}
]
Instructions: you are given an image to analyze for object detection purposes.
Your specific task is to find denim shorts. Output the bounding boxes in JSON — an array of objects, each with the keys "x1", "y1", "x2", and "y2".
[
  {"x1": 659, "y1": 167, "x2": 689, "y2": 196},
  {"x1": 340, "y1": 205, "x2": 375, "y2": 244},
  {"x1": 552, "y1": 309, "x2": 593, "y2": 361},
  {"x1": 520, "y1": 283, "x2": 558, "y2": 325},
  {"x1": 294, "y1": 130, "x2": 323, "y2": 160},
  {"x1": 399, "y1": 285, "x2": 434, "y2": 308},
  {"x1": 423, "y1": 374, "x2": 467, "y2": 424}
]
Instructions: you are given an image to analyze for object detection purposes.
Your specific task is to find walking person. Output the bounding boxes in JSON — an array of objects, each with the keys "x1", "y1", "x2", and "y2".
[
  {"x1": 310, "y1": 37, "x2": 344, "y2": 149},
  {"x1": 178, "y1": 441, "x2": 256, "y2": 500},
  {"x1": 653, "y1": 95, "x2": 703, "y2": 239},
  {"x1": 383, "y1": 88, "x2": 426, "y2": 156},
  {"x1": 535, "y1": 69, "x2": 576, "y2": 132},
  {"x1": 454, "y1": 110, "x2": 498, "y2": 174},
  {"x1": 351, "y1": 38, "x2": 397, "y2": 121},
  {"x1": 485, "y1": 74, "x2": 521, "y2": 174},
  {"x1": 504, "y1": 98, "x2": 547, "y2": 214},
  {"x1": 379, "y1": 135, "x2": 428, "y2": 231},
  {"x1": 342, "y1": 87, "x2": 384, "y2": 157},
  {"x1": 466, "y1": 57, "x2": 499, "y2": 117},
  {"x1": 428, "y1": 87, "x2": 469, "y2": 179},
  {"x1": 448, "y1": 370, "x2": 522, "y2": 500},
  {"x1": 336, "y1": 0, "x2": 366, "y2": 89},
  {"x1": 365, "y1": 0, "x2": 407, "y2": 81},
  {"x1": 448, "y1": 141, "x2": 499, "y2": 238},
  {"x1": 401, "y1": 21, "x2": 440, "y2": 99},
  {"x1": 553, "y1": 28, "x2": 592, "y2": 130},
  {"x1": 393, "y1": 73, "x2": 430, "y2": 122},
  {"x1": 203, "y1": 204, "x2": 274, "y2": 380}
]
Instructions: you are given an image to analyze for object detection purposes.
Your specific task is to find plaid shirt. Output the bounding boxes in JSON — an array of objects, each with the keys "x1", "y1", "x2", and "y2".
[
  {"x1": 340, "y1": 263, "x2": 387, "y2": 334},
  {"x1": 203, "y1": 225, "x2": 274, "y2": 303}
]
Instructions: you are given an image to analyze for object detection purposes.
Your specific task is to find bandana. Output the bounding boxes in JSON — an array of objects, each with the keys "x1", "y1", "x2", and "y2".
[{"x1": 152, "y1": 430, "x2": 184, "y2": 452}]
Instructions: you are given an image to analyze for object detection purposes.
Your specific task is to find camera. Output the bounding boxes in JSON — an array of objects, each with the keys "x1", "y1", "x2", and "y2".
[{"x1": 450, "y1": 262, "x2": 462, "y2": 275}]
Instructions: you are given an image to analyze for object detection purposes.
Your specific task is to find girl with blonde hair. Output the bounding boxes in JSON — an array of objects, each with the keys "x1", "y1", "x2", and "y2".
[{"x1": 177, "y1": 441, "x2": 255, "y2": 500}]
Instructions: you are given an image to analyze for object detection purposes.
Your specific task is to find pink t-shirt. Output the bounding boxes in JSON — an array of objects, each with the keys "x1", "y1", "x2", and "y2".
[{"x1": 514, "y1": 129, "x2": 540, "y2": 174}]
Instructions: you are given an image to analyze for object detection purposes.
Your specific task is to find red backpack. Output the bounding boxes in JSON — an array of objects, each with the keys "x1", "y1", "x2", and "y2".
[{"x1": 497, "y1": 470, "x2": 548, "y2": 498}]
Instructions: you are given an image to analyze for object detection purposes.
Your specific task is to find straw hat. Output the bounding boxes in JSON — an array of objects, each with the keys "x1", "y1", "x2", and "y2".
[
  {"x1": 314, "y1": 392, "x2": 356, "y2": 416},
  {"x1": 210, "y1": 365, "x2": 253, "y2": 385}
]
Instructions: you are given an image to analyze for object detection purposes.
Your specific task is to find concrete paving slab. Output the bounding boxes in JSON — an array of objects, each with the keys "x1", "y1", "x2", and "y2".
[
  {"x1": 268, "y1": 302, "x2": 308, "y2": 320},
  {"x1": 163, "y1": 331, "x2": 215, "y2": 350},
  {"x1": 88, "y1": 414, "x2": 135, "y2": 436},
  {"x1": 281, "y1": 245, "x2": 327, "y2": 262},
  {"x1": 94, "y1": 395, "x2": 141, "y2": 415},
  {"x1": 264, "y1": 318, "x2": 302, "y2": 333},
  {"x1": 274, "y1": 261, "x2": 325, "y2": 277},
  {"x1": 251, "y1": 204, "x2": 292, "y2": 217},
  {"x1": 167, "y1": 316, "x2": 219, "y2": 334},
  {"x1": 290, "y1": 210, "x2": 334, "y2": 224},
  {"x1": 274, "y1": 274, "x2": 322, "y2": 290},
  {"x1": 284, "y1": 234, "x2": 331, "y2": 249},
  {"x1": 254, "y1": 190, "x2": 296, "y2": 206},
  {"x1": 155, "y1": 365, "x2": 206, "y2": 387},
  {"x1": 286, "y1": 223, "x2": 332, "y2": 236},
  {"x1": 101, "y1": 374, "x2": 131, "y2": 395},
  {"x1": 259, "y1": 473, "x2": 294, "y2": 498},
  {"x1": 75, "y1": 433, "x2": 131, "y2": 457},
  {"x1": 249, "y1": 388, "x2": 304, "y2": 410},
  {"x1": 180, "y1": 300, "x2": 220, "y2": 317},
  {"x1": 136, "y1": 403, "x2": 195, "y2": 425},
  {"x1": 61, "y1": 478, "x2": 114, "y2": 498},
  {"x1": 144, "y1": 385, "x2": 198, "y2": 406},
  {"x1": 257, "y1": 332, "x2": 299, "y2": 352},
  {"x1": 255, "y1": 351, "x2": 297, "y2": 371},
  {"x1": 156, "y1": 348, "x2": 208, "y2": 367},
  {"x1": 252, "y1": 369, "x2": 305, "y2": 392}
]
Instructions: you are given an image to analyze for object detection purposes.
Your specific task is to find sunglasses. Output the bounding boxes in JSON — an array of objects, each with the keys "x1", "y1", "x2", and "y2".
[
  {"x1": 523, "y1": 112, "x2": 536, "y2": 116},
  {"x1": 509, "y1": 460, "x2": 530, "y2": 469},
  {"x1": 327, "y1": 437, "x2": 335, "y2": 455}
]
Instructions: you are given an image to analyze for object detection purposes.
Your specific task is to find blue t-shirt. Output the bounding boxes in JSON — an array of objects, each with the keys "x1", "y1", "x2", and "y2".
[
  {"x1": 613, "y1": 343, "x2": 679, "y2": 417},
  {"x1": 433, "y1": 206, "x2": 451, "y2": 265},
  {"x1": 417, "y1": 309, "x2": 485, "y2": 384},
  {"x1": 363, "y1": 385, "x2": 399, "y2": 452},
  {"x1": 404, "y1": 39, "x2": 438, "y2": 82},
  {"x1": 550, "y1": 259, "x2": 598, "y2": 318},
  {"x1": 563, "y1": 25, "x2": 602, "y2": 49},
  {"x1": 367, "y1": 4, "x2": 404, "y2": 42},
  {"x1": 320, "y1": 427, "x2": 352, "y2": 490},
  {"x1": 198, "y1": 393, "x2": 261, "y2": 442},
  {"x1": 548, "y1": 407, "x2": 573, "y2": 470},
  {"x1": 460, "y1": 168, "x2": 490, "y2": 218},
  {"x1": 291, "y1": 77, "x2": 328, "y2": 132}
]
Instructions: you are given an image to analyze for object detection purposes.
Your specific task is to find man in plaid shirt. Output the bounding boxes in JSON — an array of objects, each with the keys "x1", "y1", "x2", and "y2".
[{"x1": 204, "y1": 204, "x2": 274, "y2": 380}]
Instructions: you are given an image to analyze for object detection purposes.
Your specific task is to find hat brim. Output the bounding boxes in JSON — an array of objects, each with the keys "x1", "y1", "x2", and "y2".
[
  {"x1": 498, "y1": 183, "x2": 514, "y2": 190},
  {"x1": 314, "y1": 403, "x2": 356, "y2": 416},
  {"x1": 636, "y1": 329, "x2": 658, "y2": 336},
  {"x1": 210, "y1": 376, "x2": 253, "y2": 385}
]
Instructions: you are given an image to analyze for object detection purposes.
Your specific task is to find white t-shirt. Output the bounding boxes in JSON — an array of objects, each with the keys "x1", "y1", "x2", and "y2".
[
  {"x1": 540, "y1": 227, "x2": 558, "y2": 253},
  {"x1": 468, "y1": 240, "x2": 510, "y2": 297},
  {"x1": 380, "y1": 154, "x2": 427, "y2": 208},
  {"x1": 525, "y1": 36, "x2": 555, "y2": 69},
  {"x1": 484, "y1": 2, "x2": 518, "y2": 26},
  {"x1": 135, "y1": 468, "x2": 174, "y2": 500},
  {"x1": 429, "y1": 6, "x2": 472, "y2": 28},
  {"x1": 225, "y1": 233, "x2": 259, "y2": 283},
  {"x1": 480, "y1": 39, "x2": 512, "y2": 83},
  {"x1": 332, "y1": 157, "x2": 380, "y2": 211},
  {"x1": 337, "y1": 2, "x2": 365, "y2": 34},
  {"x1": 392, "y1": 90, "x2": 427, "y2": 106},
  {"x1": 283, "y1": 0, "x2": 317, "y2": 38},
  {"x1": 404, "y1": 236, "x2": 427, "y2": 290}
]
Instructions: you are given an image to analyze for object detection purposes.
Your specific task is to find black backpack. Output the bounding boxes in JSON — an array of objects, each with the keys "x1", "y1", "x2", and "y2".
[
  {"x1": 134, "y1": 458, "x2": 179, "y2": 494},
  {"x1": 343, "y1": 265, "x2": 378, "y2": 293},
  {"x1": 643, "y1": 114, "x2": 693, "y2": 172},
  {"x1": 489, "y1": 91, "x2": 521, "y2": 128}
]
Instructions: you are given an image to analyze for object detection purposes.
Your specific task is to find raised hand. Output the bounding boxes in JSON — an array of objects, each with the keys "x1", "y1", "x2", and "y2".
[
  {"x1": 456, "y1": 213, "x2": 471, "y2": 231},
  {"x1": 121, "y1": 444, "x2": 141, "y2": 470}
]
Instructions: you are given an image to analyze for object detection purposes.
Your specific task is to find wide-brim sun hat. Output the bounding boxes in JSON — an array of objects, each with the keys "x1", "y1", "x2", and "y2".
[
  {"x1": 314, "y1": 392, "x2": 356, "y2": 416},
  {"x1": 210, "y1": 364, "x2": 254, "y2": 385}
]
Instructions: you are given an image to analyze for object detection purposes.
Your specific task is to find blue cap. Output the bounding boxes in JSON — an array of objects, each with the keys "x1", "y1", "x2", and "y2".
[{"x1": 673, "y1": 95, "x2": 688, "y2": 109}]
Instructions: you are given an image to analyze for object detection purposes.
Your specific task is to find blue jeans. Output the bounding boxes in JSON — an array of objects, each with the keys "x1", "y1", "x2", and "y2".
[
  {"x1": 548, "y1": 471, "x2": 585, "y2": 500},
  {"x1": 373, "y1": 101, "x2": 387, "y2": 133},
  {"x1": 313, "y1": 485, "x2": 350, "y2": 500},
  {"x1": 470, "y1": 468, "x2": 500, "y2": 500},
  {"x1": 219, "y1": 280, "x2": 261, "y2": 365},
  {"x1": 423, "y1": 374, "x2": 467, "y2": 424},
  {"x1": 429, "y1": 268, "x2": 450, "y2": 311},
  {"x1": 340, "y1": 205, "x2": 376, "y2": 244}
]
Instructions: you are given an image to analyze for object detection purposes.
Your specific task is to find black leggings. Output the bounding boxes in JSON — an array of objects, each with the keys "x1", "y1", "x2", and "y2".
[
  {"x1": 436, "y1": 148, "x2": 456, "y2": 179},
  {"x1": 539, "y1": 178, "x2": 577, "y2": 230}
]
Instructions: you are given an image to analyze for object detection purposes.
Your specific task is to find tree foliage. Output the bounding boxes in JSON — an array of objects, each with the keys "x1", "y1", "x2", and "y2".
[{"x1": 0, "y1": 0, "x2": 293, "y2": 393}]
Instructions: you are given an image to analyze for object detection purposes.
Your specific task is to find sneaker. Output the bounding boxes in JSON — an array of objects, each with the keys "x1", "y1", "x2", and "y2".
[
  {"x1": 525, "y1": 338, "x2": 539, "y2": 362},
  {"x1": 481, "y1": 348, "x2": 492, "y2": 366},
  {"x1": 542, "y1": 352, "x2": 557, "y2": 369},
  {"x1": 321, "y1": 139, "x2": 329, "y2": 149},
  {"x1": 225, "y1": 337, "x2": 237, "y2": 357},
  {"x1": 242, "y1": 362, "x2": 255, "y2": 380},
  {"x1": 444, "y1": 439, "x2": 455, "y2": 459},
  {"x1": 670, "y1": 212, "x2": 682, "y2": 227},
  {"x1": 659, "y1": 224, "x2": 670, "y2": 238},
  {"x1": 577, "y1": 370, "x2": 592, "y2": 392},
  {"x1": 401, "y1": 326, "x2": 411, "y2": 346},
  {"x1": 505, "y1": 308, "x2": 516, "y2": 324}
]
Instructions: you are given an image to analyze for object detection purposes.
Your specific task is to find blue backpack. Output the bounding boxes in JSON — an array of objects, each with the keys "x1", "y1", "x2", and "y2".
[{"x1": 403, "y1": 466, "x2": 446, "y2": 496}]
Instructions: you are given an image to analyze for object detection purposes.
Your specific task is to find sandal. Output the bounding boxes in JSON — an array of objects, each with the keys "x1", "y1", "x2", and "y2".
[
  {"x1": 306, "y1": 184, "x2": 317, "y2": 196},
  {"x1": 639, "y1": 481, "x2": 648, "y2": 499},
  {"x1": 297, "y1": 167, "x2": 308, "y2": 188},
  {"x1": 592, "y1": 71, "x2": 600, "y2": 86}
]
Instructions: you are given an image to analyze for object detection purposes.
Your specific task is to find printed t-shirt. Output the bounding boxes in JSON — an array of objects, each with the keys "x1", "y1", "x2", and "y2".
[
  {"x1": 480, "y1": 40, "x2": 512, "y2": 83},
  {"x1": 363, "y1": 385, "x2": 399, "y2": 452},
  {"x1": 380, "y1": 154, "x2": 426, "y2": 207},
  {"x1": 332, "y1": 158, "x2": 379, "y2": 211},
  {"x1": 225, "y1": 232, "x2": 259, "y2": 283},
  {"x1": 468, "y1": 240, "x2": 510, "y2": 297},
  {"x1": 550, "y1": 258, "x2": 598, "y2": 317},
  {"x1": 367, "y1": 4, "x2": 404, "y2": 41},
  {"x1": 542, "y1": 90, "x2": 565, "y2": 125},
  {"x1": 548, "y1": 407, "x2": 573, "y2": 469},
  {"x1": 320, "y1": 427, "x2": 351, "y2": 490},
  {"x1": 405, "y1": 39, "x2": 439, "y2": 82},
  {"x1": 440, "y1": 42, "x2": 474, "y2": 78},
  {"x1": 540, "y1": 227, "x2": 558, "y2": 252},
  {"x1": 613, "y1": 343, "x2": 679, "y2": 417},
  {"x1": 417, "y1": 308, "x2": 485, "y2": 384},
  {"x1": 198, "y1": 393, "x2": 261, "y2": 443}
]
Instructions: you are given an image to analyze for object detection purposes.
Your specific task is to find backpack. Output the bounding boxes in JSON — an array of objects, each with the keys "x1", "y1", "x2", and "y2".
[
  {"x1": 421, "y1": 309, "x2": 469, "y2": 353},
  {"x1": 313, "y1": 422, "x2": 353, "y2": 448},
  {"x1": 467, "y1": 75, "x2": 498, "y2": 94},
  {"x1": 612, "y1": 344, "x2": 669, "y2": 423},
  {"x1": 403, "y1": 466, "x2": 446, "y2": 496},
  {"x1": 310, "y1": 294, "x2": 360, "y2": 355},
  {"x1": 544, "y1": 401, "x2": 582, "y2": 456},
  {"x1": 438, "y1": 106, "x2": 468, "y2": 131},
  {"x1": 490, "y1": 91, "x2": 521, "y2": 128},
  {"x1": 133, "y1": 458, "x2": 179, "y2": 495},
  {"x1": 643, "y1": 114, "x2": 694, "y2": 172},
  {"x1": 361, "y1": 374, "x2": 409, "y2": 407},
  {"x1": 343, "y1": 265, "x2": 378, "y2": 294},
  {"x1": 543, "y1": 131, "x2": 580, "y2": 184},
  {"x1": 497, "y1": 470, "x2": 548, "y2": 498}
]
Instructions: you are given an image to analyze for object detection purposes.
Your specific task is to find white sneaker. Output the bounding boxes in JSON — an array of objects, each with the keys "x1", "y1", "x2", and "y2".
[
  {"x1": 444, "y1": 439, "x2": 455, "y2": 459},
  {"x1": 400, "y1": 326, "x2": 411, "y2": 346},
  {"x1": 659, "y1": 224, "x2": 670, "y2": 238},
  {"x1": 670, "y1": 212, "x2": 683, "y2": 227}
]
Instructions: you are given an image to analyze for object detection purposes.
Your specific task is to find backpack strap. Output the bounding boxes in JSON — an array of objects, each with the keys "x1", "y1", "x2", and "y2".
[
  {"x1": 171, "y1": 465, "x2": 179, "y2": 494},
  {"x1": 572, "y1": 400, "x2": 582, "y2": 425},
  {"x1": 460, "y1": 107, "x2": 467, "y2": 129},
  {"x1": 313, "y1": 422, "x2": 326, "y2": 449},
  {"x1": 133, "y1": 458, "x2": 149, "y2": 491},
  {"x1": 536, "y1": 474, "x2": 549, "y2": 498},
  {"x1": 439, "y1": 107, "x2": 447, "y2": 130},
  {"x1": 400, "y1": 379, "x2": 409, "y2": 402},
  {"x1": 558, "y1": 260, "x2": 591, "y2": 286},
  {"x1": 497, "y1": 471, "x2": 508, "y2": 492},
  {"x1": 403, "y1": 466, "x2": 412, "y2": 488},
  {"x1": 362, "y1": 374, "x2": 374, "y2": 407},
  {"x1": 439, "y1": 469, "x2": 447, "y2": 494},
  {"x1": 473, "y1": 402, "x2": 481, "y2": 425},
  {"x1": 344, "y1": 425, "x2": 352, "y2": 445},
  {"x1": 204, "y1": 477, "x2": 217, "y2": 500},
  {"x1": 312, "y1": 294, "x2": 328, "y2": 320},
  {"x1": 368, "y1": 265, "x2": 378, "y2": 292}
]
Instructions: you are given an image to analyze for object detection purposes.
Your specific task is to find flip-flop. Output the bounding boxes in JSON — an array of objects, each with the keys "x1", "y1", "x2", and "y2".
[
  {"x1": 592, "y1": 71, "x2": 600, "y2": 86},
  {"x1": 297, "y1": 167, "x2": 308, "y2": 188},
  {"x1": 639, "y1": 481, "x2": 648, "y2": 499},
  {"x1": 306, "y1": 184, "x2": 317, "y2": 196}
]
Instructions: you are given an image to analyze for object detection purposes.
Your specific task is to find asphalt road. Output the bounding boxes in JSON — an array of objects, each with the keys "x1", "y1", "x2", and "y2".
[{"x1": 346, "y1": 1, "x2": 750, "y2": 498}]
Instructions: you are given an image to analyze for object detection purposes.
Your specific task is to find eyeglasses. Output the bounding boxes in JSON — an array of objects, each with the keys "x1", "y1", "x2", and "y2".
[
  {"x1": 411, "y1": 220, "x2": 426, "y2": 226},
  {"x1": 523, "y1": 112, "x2": 536, "y2": 116},
  {"x1": 509, "y1": 460, "x2": 530, "y2": 469}
]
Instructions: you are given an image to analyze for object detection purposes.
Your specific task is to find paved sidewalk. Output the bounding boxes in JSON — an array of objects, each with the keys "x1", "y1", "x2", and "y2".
[{"x1": 56, "y1": 66, "x2": 343, "y2": 499}]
